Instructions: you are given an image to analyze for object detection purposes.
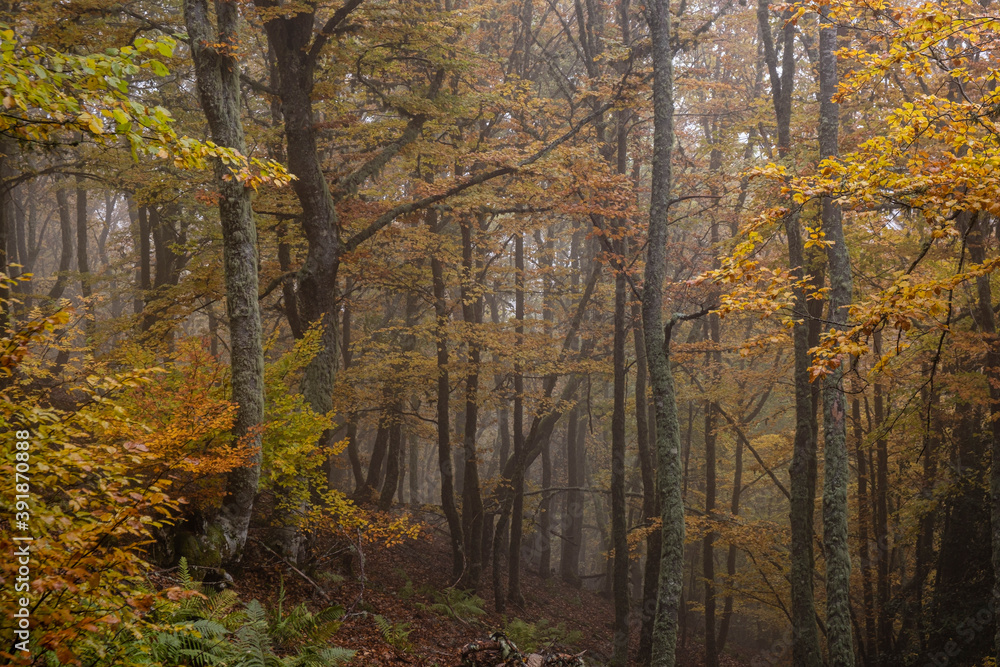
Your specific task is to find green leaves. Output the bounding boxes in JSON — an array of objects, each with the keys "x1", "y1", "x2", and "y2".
[{"x1": 0, "y1": 25, "x2": 291, "y2": 189}]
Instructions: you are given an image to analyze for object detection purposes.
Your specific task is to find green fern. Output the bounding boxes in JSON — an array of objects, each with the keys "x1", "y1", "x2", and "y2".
[
  {"x1": 416, "y1": 588, "x2": 486, "y2": 623},
  {"x1": 117, "y1": 572, "x2": 354, "y2": 667},
  {"x1": 502, "y1": 617, "x2": 583, "y2": 654},
  {"x1": 229, "y1": 600, "x2": 274, "y2": 667},
  {"x1": 177, "y1": 557, "x2": 195, "y2": 590},
  {"x1": 267, "y1": 583, "x2": 345, "y2": 650},
  {"x1": 286, "y1": 646, "x2": 356, "y2": 667},
  {"x1": 374, "y1": 614, "x2": 413, "y2": 652}
]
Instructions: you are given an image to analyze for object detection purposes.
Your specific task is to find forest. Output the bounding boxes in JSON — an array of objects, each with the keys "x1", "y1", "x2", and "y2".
[{"x1": 1, "y1": 0, "x2": 998, "y2": 665}]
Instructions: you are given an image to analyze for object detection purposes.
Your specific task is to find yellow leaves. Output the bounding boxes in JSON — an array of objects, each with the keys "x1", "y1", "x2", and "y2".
[
  {"x1": 0, "y1": 26, "x2": 291, "y2": 189},
  {"x1": 805, "y1": 225, "x2": 835, "y2": 249},
  {"x1": 0, "y1": 319, "x2": 186, "y2": 666}
]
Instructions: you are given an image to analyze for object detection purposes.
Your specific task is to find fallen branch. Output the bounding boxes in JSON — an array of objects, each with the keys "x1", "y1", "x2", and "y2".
[{"x1": 249, "y1": 536, "x2": 332, "y2": 602}]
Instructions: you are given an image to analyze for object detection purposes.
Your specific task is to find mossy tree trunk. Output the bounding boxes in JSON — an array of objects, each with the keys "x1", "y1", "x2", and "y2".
[
  {"x1": 644, "y1": 0, "x2": 685, "y2": 663},
  {"x1": 819, "y1": 6, "x2": 855, "y2": 664},
  {"x1": 184, "y1": 0, "x2": 265, "y2": 565}
]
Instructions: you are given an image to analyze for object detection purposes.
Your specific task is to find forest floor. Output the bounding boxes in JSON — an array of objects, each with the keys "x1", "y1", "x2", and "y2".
[{"x1": 233, "y1": 511, "x2": 756, "y2": 667}]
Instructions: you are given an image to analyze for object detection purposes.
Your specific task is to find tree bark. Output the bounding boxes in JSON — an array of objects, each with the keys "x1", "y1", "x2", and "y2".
[
  {"x1": 537, "y1": 228, "x2": 555, "y2": 580},
  {"x1": 819, "y1": 5, "x2": 855, "y2": 663},
  {"x1": 561, "y1": 403, "x2": 584, "y2": 588},
  {"x1": 635, "y1": 304, "x2": 661, "y2": 666},
  {"x1": 340, "y1": 287, "x2": 364, "y2": 489},
  {"x1": 757, "y1": 2, "x2": 824, "y2": 663},
  {"x1": 716, "y1": 410, "x2": 743, "y2": 654},
  {"x1": 508, "y1": 231, "x2": 527, "y2": 605},
  {"x1": 431, "y1": 215, "x2": 465, "y2": 580},
  {"x1": 380, "y1": 417, "x2": 403, "y2": 511},
  {"x1": 644, "y1": 0, "x2": 685, "y2": 662},
  {"x1": 460, "y1": 216, "x2": 485, "y2": 590},
  {"x1": 962, "y1": 211, "x2": 1000, "y2": 665},
  {"x1": 184, "y1": 0, "x2": 265, "y2": 564},
  {"x1": 703, "y1": 265, "x2": 721, "y2": 667},
  {"x1": 75, "y1": 177, "x2": 93, "y2": 338},
  {"x1": 611, "y1": 245, "x2": 630, "y2": 666},
  {"x1": 539, "y1": 436, "x2": 553, "y2": 578},
  {"x1": 872, "y1": 331, "x2": 891, "y2": 664},
  {"x1": 0, "y1": 139, "x2": 12, "y2": 336},
  {"x1": 48, "y1": 188, "x2": 74, "y2": 302},
  {"x1": 853, "y1": 393, "x2": 877, "y2": 663}
]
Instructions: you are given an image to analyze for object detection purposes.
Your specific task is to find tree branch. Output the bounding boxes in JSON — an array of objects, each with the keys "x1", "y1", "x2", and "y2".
[
  {"x1": 308, "y1": 0, "x2": 367, "y2": 65},
  {"x1": 344, "y1": 98, "x2": 618, "y2": 253}
]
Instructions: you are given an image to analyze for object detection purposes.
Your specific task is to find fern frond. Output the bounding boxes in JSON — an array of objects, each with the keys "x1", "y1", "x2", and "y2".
[
  {"x1": 178, "y1": 557, "x2": 194, "y2": 590},
  {"x1": 286, "y1": 646, "x2": 356, "y2": 667}
]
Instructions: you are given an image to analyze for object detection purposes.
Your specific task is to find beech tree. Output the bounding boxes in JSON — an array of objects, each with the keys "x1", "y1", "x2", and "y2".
[{"x1": 183, "y1": 0, "x2": 265, "y2": 565}]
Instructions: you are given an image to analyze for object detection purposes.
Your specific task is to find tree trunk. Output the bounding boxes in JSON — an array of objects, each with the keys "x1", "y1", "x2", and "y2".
[
  {"x1": 48, "y1": 188, "x2": 74, "y2": 302},
  {"x1": 508, "y1": 231, "x2": 527, "y2": 605},
  {"x1": 716, "y1": 414, "x2": 742, "y2": 654},
  {"x1": 644, "y1": 0, "x2": 685, "y2": 662},
  {"x1": 431, "y1": 215, "x2": 464, "y2": 580},
  {"x1": 560, "y1": 231, "x2": 586, "y2": 591},
  {"x1": 561, "y1": 404, "x2": 584, "y2": 588},
  {"x1": 137, "y1": 203, "x2": 152, "y2": 328},
  {"x1": 0, "y1": 139, "x2": 12, "y2": 336},
  {"x1": 539, "y1": 437, "x2": 552, "y2": 578},
  {"x1": 460, "y1": 216, "x2": 485, "y2": 591},
  {"x1": 380, "y1": 417, "x2": 403, "y2": 511},
  {"x1": 363, "y1": 423, "x2": 390, "y2": 500},
  {"x1": 872, "y1": 331, "x2": 891, "y2": 664},
  {"x1": 340, "y1": 288, "x2": 364, "y2": 489},
  {"x1": 757, "y1": 2, "x2": 824, "y2": 663},
  {"x1": 75, "y1": 177, "x2": 93, "y2": 338},
  {"x1": 914, "y1": 376, "x2": 938, "y2": 653},
  {"x1": 537, "y1": 230, "x2": 554, "y2": 580},
  {"x1": 635, "y1": 305, "x2": 661, "y2": 666},
  {"x1": 276, "y1": 222, "x2": 303, "y2": 339},
  {"x1": 818, "y1": 5, "x2": 855, "y2": 663},
  {"x1": 258, "y1": 7, "x2": 346, "y2": 522},
  {"x1": 853, "y1": 394, "x2": 877, "y2": 663},
  {"x1": 611, "y1": 247, "x2": 630, "y2": 666},
  {"x1": 184, "y1": 0, "x2": 265, "y2": 565},
  {"x1": 703, "y1": 327, "x2": 720, "y2": 667},
  {"x1": 962, "y1": 211, "x2": 1000, "y2": 665}
]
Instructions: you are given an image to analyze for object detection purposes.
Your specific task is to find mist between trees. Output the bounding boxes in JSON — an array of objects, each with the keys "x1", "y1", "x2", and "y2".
[{"x1": 2, "y1": 0, "x2": 1000, "y2": 665}]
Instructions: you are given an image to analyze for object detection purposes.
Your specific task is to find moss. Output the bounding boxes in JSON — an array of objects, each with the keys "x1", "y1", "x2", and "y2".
[{"x1": 176, "y1": 528, "x2": 223, "y2": 570}]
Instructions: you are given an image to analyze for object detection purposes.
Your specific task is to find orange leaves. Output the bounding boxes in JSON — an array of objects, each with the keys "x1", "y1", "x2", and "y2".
[
  {"x1": 100, "y1": 339, "x2": 251, "y2": 508},
  {"x1": 0, "y1": 321, "x2": 186, "y2": 666}
]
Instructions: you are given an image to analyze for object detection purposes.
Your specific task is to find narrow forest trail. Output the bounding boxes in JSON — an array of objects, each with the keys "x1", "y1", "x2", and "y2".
[{"x1": 234, "y1": 517, "x2": 757, "y2": 666}]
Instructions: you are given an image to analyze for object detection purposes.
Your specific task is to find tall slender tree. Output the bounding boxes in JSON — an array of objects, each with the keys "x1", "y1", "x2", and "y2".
[
  {"x1": 184, "y1": 0, "x2": 265, "y2": 564},
  {"x1": 644, "y1": 0, "x2": 685, "y2": 663},
  {"x1": 818, "y1": 5, "x2": 855, "y2": 664}
]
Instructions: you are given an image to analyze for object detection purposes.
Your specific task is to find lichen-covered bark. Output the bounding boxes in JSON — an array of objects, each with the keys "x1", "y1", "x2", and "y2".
[
  {"x1": 184, "y1": 0, "x2": 265, "y2": 565},
  {"x1": 819, "y1": 6, "x2": 855, "y2": 665},
  {"x1": 644, "y1": 0, "x2": 685, "y2": 663},
  {"x1": 0, "y1": 139, "x2": 12, "y2": 337}
]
